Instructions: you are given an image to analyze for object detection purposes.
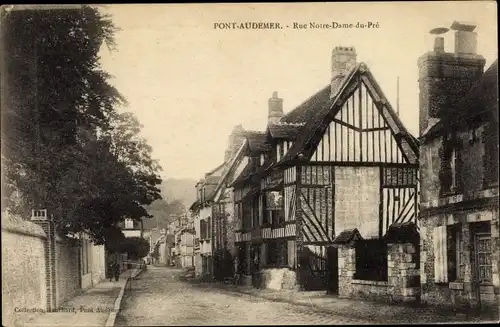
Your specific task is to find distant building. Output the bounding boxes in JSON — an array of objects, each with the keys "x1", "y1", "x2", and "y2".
[{"x1": 119, "y1": 218, "x2": 144, "y2": 239}]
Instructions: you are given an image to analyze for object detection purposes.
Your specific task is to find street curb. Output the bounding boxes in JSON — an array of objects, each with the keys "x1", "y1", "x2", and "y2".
[{"x1": 104, "y1": 267, "x2": 144, "y2": 327}]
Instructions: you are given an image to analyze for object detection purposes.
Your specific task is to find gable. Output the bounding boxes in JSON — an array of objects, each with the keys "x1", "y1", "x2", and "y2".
[
  {"x1": 311, "y1": 79, "x2": 412, "y2": 164},
  {"x1": 303, "y1": 67, "x2": 418, "y2": 164}
]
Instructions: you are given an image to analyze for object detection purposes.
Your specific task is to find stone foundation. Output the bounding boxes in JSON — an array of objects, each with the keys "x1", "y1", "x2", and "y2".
[{"x1": 338, "y1": 242, "x2": 420, "y2": 303}]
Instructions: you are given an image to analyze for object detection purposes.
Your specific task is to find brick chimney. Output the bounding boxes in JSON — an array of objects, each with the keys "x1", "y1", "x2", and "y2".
[
  {"x1": 331, "y1": 46, "x2": 357, "y2": 98},
  {"x1": 268, "y1": 91, "x2": 283, "y2": 124},
  {"x1": 418, "y1": 21, "x2": 486, "y2": 136}
]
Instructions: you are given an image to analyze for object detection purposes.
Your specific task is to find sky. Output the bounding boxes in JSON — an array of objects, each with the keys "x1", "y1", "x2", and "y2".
[{"x1": 98, "y1": 2, "x2": 498, "y2": 180}]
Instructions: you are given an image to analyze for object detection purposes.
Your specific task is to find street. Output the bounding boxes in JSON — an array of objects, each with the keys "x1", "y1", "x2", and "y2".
[{"x1": 115, "y1": 266, "x2": 371, "y2": 326}]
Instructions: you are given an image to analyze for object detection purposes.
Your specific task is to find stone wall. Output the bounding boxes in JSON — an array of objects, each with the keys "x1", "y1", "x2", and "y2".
[
  {"x1": 2, "y1": 215, "x2": 47, "y2": 326},
  {"x1": 388, "y1": 243, "x2": 420, "y2": 302},
  {"x1": 338, "y1": 243, "x2": 420, "y2": 303},
  {"x1": 2, "y1": 212, "x2": 111, "y2": 327}
]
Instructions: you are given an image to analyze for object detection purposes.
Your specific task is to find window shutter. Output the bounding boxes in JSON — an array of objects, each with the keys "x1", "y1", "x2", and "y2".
[{"x1": 433, "y1": 225, "x2": 448, "y2": 283}]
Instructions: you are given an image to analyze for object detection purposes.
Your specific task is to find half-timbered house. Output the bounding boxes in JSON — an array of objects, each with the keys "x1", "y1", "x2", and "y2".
[{"x1": 232, "y1": 45, "x2": 420, "y2": 295}]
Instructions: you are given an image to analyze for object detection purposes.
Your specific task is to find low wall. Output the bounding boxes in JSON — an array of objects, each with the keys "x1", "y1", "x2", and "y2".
[
  {"x1": 2, "y1": 214, "x2": 47, "y2": 326},
  {"x1": 338, "y1": 242, "x2": 420, "y2": 303},
  {"x1": 260, "y1": 268, "x2": 297, "y2": 290}
]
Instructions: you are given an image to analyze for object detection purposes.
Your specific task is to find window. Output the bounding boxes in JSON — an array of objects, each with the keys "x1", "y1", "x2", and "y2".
[
  {"x1": 267, "y1": 240, "x2": 278, "y2": 266},
  {"x1": 207, "y1": 217, "x2": 212, "y2": 239},
  {"x1": 271, "y1": 210, "x2": 282, "y2": 228},
  {"x1": 440, "y1": 133, "x2": 462, "y2": 195},
  {"x1": 125, "y1": 218, "x2": 134, "y2": 229},
  {"x1": 354, "y1": 239, "x2": 388, "y2": 281},
  {"x1": 475, "y1": 234, "x2": 492, "y2": 282},
  {"x1": 200, "y1": 220, "x2": 207, "y2": 239},
  {"x1": 265, "y1": 191, "x2": 284, "y2": 227},
  {"x1": 277, "y1": 143, "x2": 281, "y2": 162},
  {"x1": 252, "y1": 196, "x2": 260, "y2": 227},
  {"x1": 472, "y1": 222, "x2": 492, "y2": 283},
  {"x1": 446, "y1": 224, "x2": 465, "y2": 282},
  {"x1": 242, "y1": 201, "x2": 252, "y2": 229}
]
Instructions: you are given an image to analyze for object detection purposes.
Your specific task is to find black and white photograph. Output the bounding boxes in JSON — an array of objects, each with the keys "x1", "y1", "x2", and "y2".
[{"x1": 1, "y1": 2, "x2": 498, "y2": 326}]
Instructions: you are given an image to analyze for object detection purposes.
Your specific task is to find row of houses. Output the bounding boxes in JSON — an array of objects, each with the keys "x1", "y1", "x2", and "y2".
[
  {"x1": 147, "y1": 214, "x2": 196, "y2": 268},
  {"x1": 189, "y1": 21, "x2": 498, "y2": 312}
]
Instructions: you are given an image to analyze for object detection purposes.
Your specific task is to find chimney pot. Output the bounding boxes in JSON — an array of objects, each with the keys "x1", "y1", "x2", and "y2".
[
  {"x1": 434, "y1": 37, "x2": 445, "y2": 53},
  {"x1": 450, "y1": 21, "x2": 478, "y2": 55}
]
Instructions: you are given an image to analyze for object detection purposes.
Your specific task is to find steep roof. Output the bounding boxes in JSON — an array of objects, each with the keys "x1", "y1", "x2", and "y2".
[
  {"x1": 280, "y1": 86, "x2": 332, "y2": 124},
  {"x1": 422, "y1": 59, "x2": 499, "y2": 140},
  {"x1": 189, "y1": 199, "x2": 200, "y2": 211},
  {"x1": 268, "y1": 123, "x2": 304, "y2": 140},
  {"x1": 245, "y1": 131, "x2": 271, "y2": 152},
  {"x1": 230, "y1": 160, "x2": 254, "y2": 187},
  {"x1": 276, "y1": 63, "x2": 419, "y2": 166},
  {"x1": 212, "y1": 139, "x2": 248, "y2": 202}
]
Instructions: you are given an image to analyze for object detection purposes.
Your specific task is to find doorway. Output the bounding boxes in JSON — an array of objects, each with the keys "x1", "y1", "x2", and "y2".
[
  {"x1": 471, "y1": 221, "x2": 492, "y2": 311},
  {"x1": 326, "y1": 246, "x2": 339, "y2": 294},
  {"x1": 251, "y1": 244, "x2": 261, "y2": 288}
]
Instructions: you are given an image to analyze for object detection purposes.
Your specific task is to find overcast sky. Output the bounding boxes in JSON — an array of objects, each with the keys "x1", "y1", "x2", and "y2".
[{"x1": 99, "y1": 2, "x2": 498, "y2": 180}]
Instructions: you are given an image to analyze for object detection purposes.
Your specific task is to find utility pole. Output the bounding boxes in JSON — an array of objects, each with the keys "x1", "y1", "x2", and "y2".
[{"x1": 396, "y1": 76, "x2": 400, "y2": 116}]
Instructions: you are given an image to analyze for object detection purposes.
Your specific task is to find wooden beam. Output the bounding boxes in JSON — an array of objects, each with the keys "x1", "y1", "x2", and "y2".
[{"x1": 362, "y1": 126, "x2": 390, "y2": 132}]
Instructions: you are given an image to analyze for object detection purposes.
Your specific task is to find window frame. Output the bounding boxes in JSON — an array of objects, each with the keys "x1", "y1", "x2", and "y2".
[{"x1": 475, "y1": 232, "x2": 493, "y2": 283}]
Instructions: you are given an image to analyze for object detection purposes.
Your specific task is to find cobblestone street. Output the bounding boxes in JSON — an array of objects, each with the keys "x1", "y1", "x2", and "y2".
[
  {"x1": 115, "y1": 266, "x2": 371, "y2": 326},
  {"x1": 115, "y1": 266, "x2": 495, "y2": 326}
]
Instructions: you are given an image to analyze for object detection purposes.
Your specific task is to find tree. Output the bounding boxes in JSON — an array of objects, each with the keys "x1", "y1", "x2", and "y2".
[
  {"x1": 120, "y1": 237, "x2": 150, "y2": 261},
  {"x1": 1, "y1": 6, "x2": 162, "y2": 244}
]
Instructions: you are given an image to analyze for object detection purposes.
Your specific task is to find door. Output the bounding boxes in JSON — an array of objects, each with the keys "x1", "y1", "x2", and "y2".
[
  {"x1": 251, "y1": 244, "x2": 261, "y2": 288},
  {"x1": 326, "y1": 246, "x2": 339, "y2": 294},
  {"x1": 473, "y1": 231, "x2": 493, "y2": 310}
]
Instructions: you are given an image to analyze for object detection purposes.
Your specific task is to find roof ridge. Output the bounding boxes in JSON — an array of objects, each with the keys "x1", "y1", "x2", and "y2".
[
  {"x1": 272, "y1": 122, "x2": 306, "y2": 127},
  {"x1": 281, "y1": 85, "x2": 331, "y2": 120}
]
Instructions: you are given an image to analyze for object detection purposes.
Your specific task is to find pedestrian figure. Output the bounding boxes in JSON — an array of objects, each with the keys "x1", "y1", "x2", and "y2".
[
  {"x1": 113, "y1": 262, "x2": 120, "y2": 281},
  {"x1": 108, "y1": 262, "x2": 113, "y2": 282}
]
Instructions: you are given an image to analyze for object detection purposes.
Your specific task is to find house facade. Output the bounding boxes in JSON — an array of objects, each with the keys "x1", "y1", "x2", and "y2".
[
  {"x1": 171, "y1": 226, "x2": 195, "y2": 268},
  {"x1": 190, "y1": 127, "x2": 247, "y2": 279},
  {"x1": 418, "y1": 22, "x2": 499, "y2": 312},
  {"x1": 191, "y1": 169, "x2": 223, "y2": 278},
  {"x1": 231, "y1": 46, "x2": 420, "y2": 294}
]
